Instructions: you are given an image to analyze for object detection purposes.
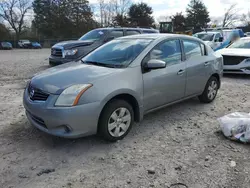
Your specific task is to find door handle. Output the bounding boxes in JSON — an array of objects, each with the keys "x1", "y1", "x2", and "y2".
[
  {"x1": 204, "y1": 62, "x2": 210, "y2": 66},
  {"x1": 177, "y1": 70, "x2": 185, "y2": 75}
]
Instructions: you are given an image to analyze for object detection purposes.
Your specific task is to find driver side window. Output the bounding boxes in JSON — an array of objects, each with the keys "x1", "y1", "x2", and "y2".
[
  {"x1": 143, "y1": 39, "x2": 182, "y2": 66},
  {"x1": 215, "y1": 33, "x2": 221, "y2": 41}
]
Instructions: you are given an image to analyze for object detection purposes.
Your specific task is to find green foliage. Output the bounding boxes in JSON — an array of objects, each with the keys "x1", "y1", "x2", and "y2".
[
  {"x1": 171, "y1": 12, "x2": 186, "y2": 31},
  {"x1": 186, "y1": 0, "x2": 210, "y2": 28},
  {"x1": 112, "y1": 14, "x2": 130, "y2": 27},
  {"x1": 0, "y1": 23, "x2": 10, "y2": 40},
  {"x1": 128, "y1": 3, "x2": 154, "y2": 27},
  {"x1": 32, "y1": 0, "x2": 97, "y2": 39}
]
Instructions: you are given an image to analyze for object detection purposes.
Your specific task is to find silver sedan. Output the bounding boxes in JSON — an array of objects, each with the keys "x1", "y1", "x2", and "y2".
[{"x1": 23, "y1": 34, "x2": 223, "y2": 141}]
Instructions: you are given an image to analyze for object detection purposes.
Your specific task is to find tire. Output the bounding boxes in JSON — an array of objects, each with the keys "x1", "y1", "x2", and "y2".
[
  {"x1": 98, "y1": 99, "x2": 134, "y2": 142},
  {"x1": 199, "y1": 76, "x2": 219, "y2": 103}
]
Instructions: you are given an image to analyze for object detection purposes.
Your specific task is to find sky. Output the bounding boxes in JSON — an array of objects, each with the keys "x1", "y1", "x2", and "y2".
[{"x1": 89, "y1": 0, "x2": 250, "y2": 22}]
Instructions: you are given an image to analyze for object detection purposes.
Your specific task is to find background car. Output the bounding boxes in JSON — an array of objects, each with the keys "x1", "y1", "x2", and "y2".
[
  {"x1": 193, "y1": 31, "x2": 223, "y2": 49},
  {"x1": 217, "y1": 37, "x2": 250, "y2": 74},
  {"x1": 49, "y1": 27, "x2": 159, "y2": 66},
  {"x1": 24, "y1": 34, "x2": 223, "y2": 141},
  {"x1": 245, "y1": 32, "x2": 250, "y2": 37},
  {"x1": 18, "y1": 40, "x2": 31, "y2": 48},
  {"x1": 0, "y1": 42, "x2": 12, "y2": 50},
  {"x1": 31, "y1": 42, "x2": 42, "y2": 49}
]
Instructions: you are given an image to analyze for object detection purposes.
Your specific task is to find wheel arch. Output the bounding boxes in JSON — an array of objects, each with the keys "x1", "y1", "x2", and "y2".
[
  {"x1": 211, "y1": 73, "x2": 221, "y2": 88},
  {"x1": 98, "y1": 92, "x2": 142, "y2": 128}
]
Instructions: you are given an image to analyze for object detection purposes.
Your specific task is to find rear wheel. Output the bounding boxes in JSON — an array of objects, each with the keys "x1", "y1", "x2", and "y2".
[
  {"x1": 199, "y1": 76, "x2": 219, "y2": 103},
  {"x1": 98, "y1": 99, "x2": 134, "y2": 142}
]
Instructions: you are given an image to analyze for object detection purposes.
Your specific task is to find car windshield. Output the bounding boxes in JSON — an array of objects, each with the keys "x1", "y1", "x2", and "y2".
[
  {"x1": 82, "y1": 39, "x2": 152, "y2": 67},
  {"x1": 228, "y1": 39, "x2": 250, "y2": 49},
  {"x1": 222, "y1": 31, "x2": 233, "y2": 41},
  {"x1": 79, "y1": 29, "x2": 107, "y2": 41},
  {"x1": 2, "y1": 42, "x2": 9, "y2": 46},
  {"x1": 195, "y1": 33, "x2": 214, "y2": 41}
]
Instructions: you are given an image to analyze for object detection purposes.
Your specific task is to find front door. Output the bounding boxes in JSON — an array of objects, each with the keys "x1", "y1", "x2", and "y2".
[{"x1": 142, "y1": 39, "x2": 186, "y2": 111}]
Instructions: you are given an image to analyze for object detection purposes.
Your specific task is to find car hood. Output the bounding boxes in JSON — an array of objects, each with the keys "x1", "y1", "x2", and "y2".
[
  {"x1": 217, "y1": 48, "x2": 250, "y2": 57},
  {"x1": 30, "y1": 61, "x2": 123, "y2": 94},
  {"x1": 53, "y1": 40, "x2": 95, "y2": 49}
]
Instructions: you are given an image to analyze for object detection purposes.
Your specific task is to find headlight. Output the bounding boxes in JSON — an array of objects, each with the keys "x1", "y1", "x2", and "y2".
[
  {"x1": 55, "y1": 84, "x2": 92, "y2": 107},
  {"x1": 64, "y1": 49, "x2": 78, "y2": 56}
]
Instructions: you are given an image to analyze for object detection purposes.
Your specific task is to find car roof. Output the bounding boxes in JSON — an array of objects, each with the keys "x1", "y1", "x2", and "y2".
[
  {"x1": 93, "y1": 27, "x2": 157, "y2": 31},
  {"x1": 196, "y1": 31, "x2": 220, "y2": 34},
  {"x1": 117, "y1": 33, "x2": 201, "y2": 41}
]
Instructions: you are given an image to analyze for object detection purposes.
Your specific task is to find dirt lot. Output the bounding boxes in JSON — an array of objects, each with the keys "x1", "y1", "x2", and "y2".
[{"x1": 0, "y1": 49, "x2": 250, "y2": 188}]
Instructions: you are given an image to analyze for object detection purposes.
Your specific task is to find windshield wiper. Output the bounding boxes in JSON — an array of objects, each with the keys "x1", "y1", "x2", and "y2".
[{"x1": 81, "y1": 60, "x2": 124, "y2": 68}]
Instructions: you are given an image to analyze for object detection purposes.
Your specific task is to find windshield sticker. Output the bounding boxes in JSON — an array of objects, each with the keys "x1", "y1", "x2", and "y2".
[{"x1": 99, "y1": 31, "x2": 104, "y2": 35}]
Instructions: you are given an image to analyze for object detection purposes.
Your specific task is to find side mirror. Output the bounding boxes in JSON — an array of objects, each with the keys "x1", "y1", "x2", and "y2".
[
  {"x1": 218, "y1": 37, "x2": 223, "y2": 42},
  {"x1": 145, "y1": 59, "x2": 166, "y2": 70},
  {"x1": 104, "y1": 36, "x2": 115, "y2": 42}
]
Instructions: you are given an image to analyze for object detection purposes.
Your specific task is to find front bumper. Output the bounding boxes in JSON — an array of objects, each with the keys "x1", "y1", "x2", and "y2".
[
  {"x1": 49, "y1": 56, "x2": 75, "y2": 66},
  {"x1": 23, "y1": 88, "x2": 101, "y2": 138},
  {"x1": 223, "y1": 63, "x2": 250, "y2": 74}
]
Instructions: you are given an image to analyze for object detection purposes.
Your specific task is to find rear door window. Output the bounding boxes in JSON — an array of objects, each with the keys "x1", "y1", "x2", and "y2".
[
  {"x1": 142, "y1": 30, "x2": 158, "y2": 34},
  {"x1": 125, "y1": 30, "x2": 141, "y2": 36},
  {"x1": 183, "y1": 40, "x2": 202, "y2": 60},
  {"x1": 109, "y1": 30, "x2": 124, "y2": 38}
]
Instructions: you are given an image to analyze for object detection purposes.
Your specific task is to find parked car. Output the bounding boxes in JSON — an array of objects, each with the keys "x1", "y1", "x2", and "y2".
[
  {"x1": 24, "y1": 34, "x2": 223, "y2": 141},
  {"x1": 193, "y1": 31, "x2": 223, "y2": 49},
  {"x1": 31, "y1": 42, "x2": 42, "y2": 49},
  {"x1": 49, "y1": 27, "x2": 159, "y2": 66},
  {"x1": 217, "y1": 37, "x2": 250, "y2": 74},
  {"x1": 18, "y1": 40, "x2": 31, "y2": 48},
  {"x1": 0, "y1": 42, "x2": 12, "y2": 50},
  {"x1": 245, "y1": 32, "x2": 250, "y2": 37}
]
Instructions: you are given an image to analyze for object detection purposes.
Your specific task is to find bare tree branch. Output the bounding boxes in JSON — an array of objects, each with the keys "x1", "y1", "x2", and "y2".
[
  {"x1": 241, "y1": 11, "x2": 250, "y2": 26},
  {"x1": 97, "y1": 0, "x2": 131, "y2": 27},
  {"x1": 222, "y1": 4, "x2": 240, "y2": 27},
  {"x1": 0, "y1": 0, "x2": 31, "y2": 40}
]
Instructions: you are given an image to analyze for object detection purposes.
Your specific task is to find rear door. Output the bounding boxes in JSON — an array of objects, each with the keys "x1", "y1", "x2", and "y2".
[{"x1": 182, "y1": 39, "x2": 210, "y2": 96}]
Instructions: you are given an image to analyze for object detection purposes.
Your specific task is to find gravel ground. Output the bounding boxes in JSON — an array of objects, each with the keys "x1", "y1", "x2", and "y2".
[{"x1": 0, "y1": 49, "x2": 250, "y2": 188}]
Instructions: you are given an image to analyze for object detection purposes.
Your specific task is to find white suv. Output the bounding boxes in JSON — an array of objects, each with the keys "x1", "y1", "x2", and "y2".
[{"x1": 193, "y1": 31, "x2": 223, "y2": 50}]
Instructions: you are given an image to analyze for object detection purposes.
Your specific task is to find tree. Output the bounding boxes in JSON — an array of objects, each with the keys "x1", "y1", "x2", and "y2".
[
  {"x1": 128, "y1": 2, "x2": 154, "y2": 27},
  {"x1": 222, "y1": 4, "x2": 239, "y2": 27},
  {"x1": 69, "y1": 0, "x2": 96, "y2": 36},
  {"x1": 0, "y1": 0, "x2": 31, "y2": 41},
  {"x1": 171, "y1": 12, "x2": 186, "y2": 31},
  {"x1": 0, "y1": 23, "x2": 10, "y2": 40},
  {"x1": 97, "y1": 0, "x2": 131, "y2": 27},
  {"x1": 113, "y1": 13, "x2": 130, "y2": 26},
  {"x1": 241, "y1": 11, "x2": 250, "y2": 26},
  {"x1": 33, "y1": 0, "x2": 96, "y2": 38},
  {"x1": 186, "y1": 0, "x2": 210, "y2": 28}
]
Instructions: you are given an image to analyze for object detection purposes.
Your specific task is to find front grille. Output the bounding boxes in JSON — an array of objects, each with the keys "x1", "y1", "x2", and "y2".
[
  {"x1": 51, "y1": 48, "x2": 63, "y2": 57},
  {"x1": 27, "y1": 111, "x2": 47, "y2": 129},
  {"x1": 28, "y1": 85, "x2": 49, "y2": 101},
  {"x1": 223, "y1": 55, "x2": 247, "y2": 65}
]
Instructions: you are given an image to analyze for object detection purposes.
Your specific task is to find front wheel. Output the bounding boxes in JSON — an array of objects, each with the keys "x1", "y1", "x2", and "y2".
[
  {"x1": 199, "y1": 76, "x2": 219, "y2": 103},
  {"x1": 98, "y1": 99, "x2": 134, "y2": 142}
]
